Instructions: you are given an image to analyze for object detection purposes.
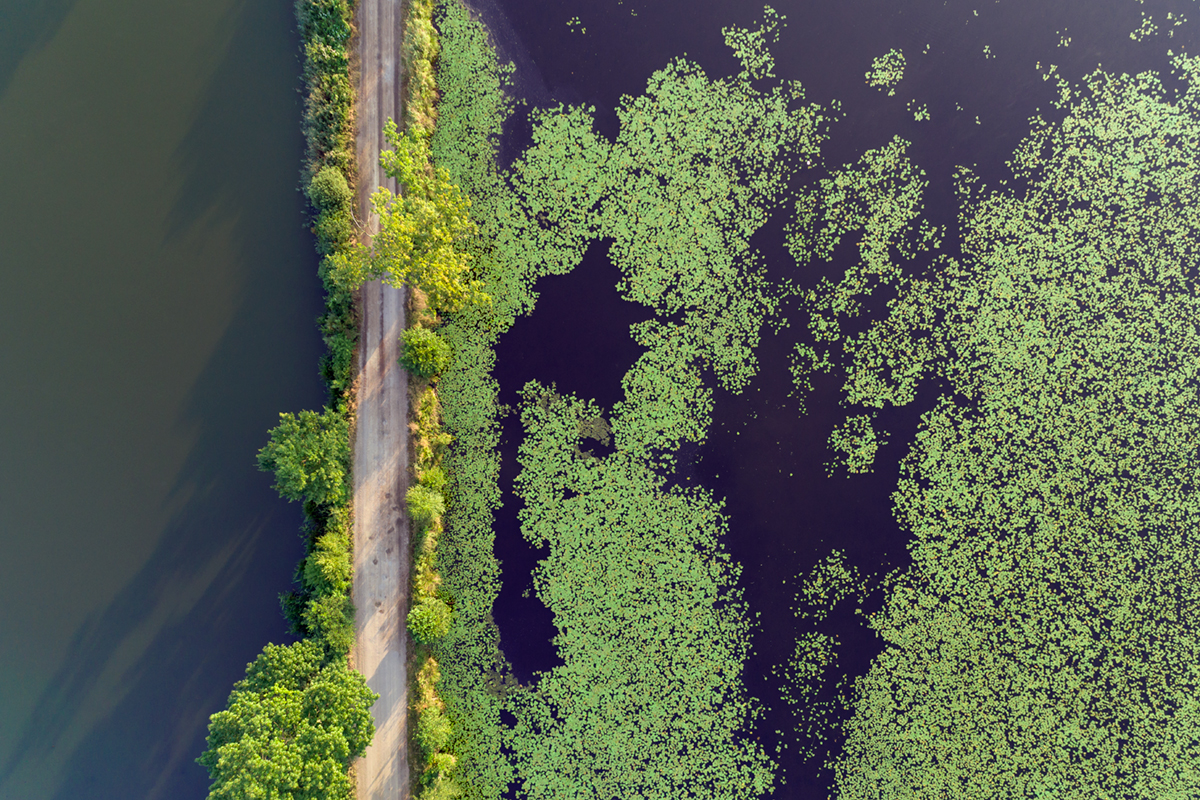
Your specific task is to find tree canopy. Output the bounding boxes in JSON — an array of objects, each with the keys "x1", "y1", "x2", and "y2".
[
  {"x1": 330, "y1": 119, "x2": 486, "y2": 313},
  {"x1": 257, "y1": 409, "x2": 350, "y2": 506},
  {"x1": 197, "y1": 641, "x2": 377, "y2": 800}
]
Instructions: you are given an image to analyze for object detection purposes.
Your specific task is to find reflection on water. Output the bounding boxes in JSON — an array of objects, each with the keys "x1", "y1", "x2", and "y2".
[{"x1": 0, "y1": 0, "x2": 324, "y2": 797}]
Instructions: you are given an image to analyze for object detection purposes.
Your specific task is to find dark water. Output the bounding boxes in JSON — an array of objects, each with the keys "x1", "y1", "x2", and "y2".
[
  {"x1": 482, "y1": 0, "x2": 1195, "y2": 793},
  {"x1": 0, "y1": 0, "x2": 324, "y2": 797}
]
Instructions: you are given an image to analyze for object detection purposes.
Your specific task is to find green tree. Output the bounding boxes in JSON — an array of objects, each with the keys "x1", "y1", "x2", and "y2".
[
  {"x1": 197, "y1": 641, "x2": 377, "y2": 800},
  {"x1": 400, "y1": 326, "x2": 453, "y2": 378},
  {"x1": 303, "y1": 592, "x2": 356, "y2": 655},
  {"x1": 329, "y1": 119, "x2": 487, "y2": 313},
  {"x1": 257, "y1": 409, "x2": 350, "y2": 506}
]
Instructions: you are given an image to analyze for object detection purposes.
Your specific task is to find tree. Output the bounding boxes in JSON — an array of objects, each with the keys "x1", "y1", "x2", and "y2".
[
  {"x1": 257, "y1": 409, "x2": 350, "y2": 506},
  {"x1": 400, "y1": 326, "x2": 453, "y2": 378},
  {"x1": 328, "y1": 119, "x2": 487, "y2": 313},
  {"x1": 197, "y1": 641, "x2": 377, "y2": 800}
]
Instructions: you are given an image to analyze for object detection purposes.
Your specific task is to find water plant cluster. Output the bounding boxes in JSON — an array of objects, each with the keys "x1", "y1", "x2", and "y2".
[
  {"x1": 865, "y1": 48, "x2": 905, "y2": 96},
  {"x1": 196, "y1": 0, "x2": 375, "y2": 796},
  {"x1": 425, "y1": 2, "x2": 1200, "y2": 795},
  {"x1": 421, "y1": 5, "x2": 827, "y2": 798},
  {"x1": 782, "y1": 56, "x2": 1200, "y2": 795}
]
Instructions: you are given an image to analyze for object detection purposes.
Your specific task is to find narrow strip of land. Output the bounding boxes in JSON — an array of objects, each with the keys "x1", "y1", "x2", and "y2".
[{"x1": 352, "y1": 0, "x2": 409, "y2": 797}]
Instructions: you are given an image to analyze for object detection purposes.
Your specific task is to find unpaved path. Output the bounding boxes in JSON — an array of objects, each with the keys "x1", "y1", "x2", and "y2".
[{"x1": 352, "y1": 0, "x2": 408, "y2": 796}]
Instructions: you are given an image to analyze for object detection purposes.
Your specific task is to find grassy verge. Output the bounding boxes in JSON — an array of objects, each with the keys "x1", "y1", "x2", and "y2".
[{"x1": 397, "y1": 2, "x2": 462, "y2": 798}]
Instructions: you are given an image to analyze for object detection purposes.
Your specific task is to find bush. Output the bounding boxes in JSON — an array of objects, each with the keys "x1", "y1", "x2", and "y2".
[
  {"x1": 303, "y1": 591, "x2": 356, "y2": 655},
  {"x1": 419, "y1": 464, "x2": 447, "y2": 493},
  {"x1": 308, "y1": 165, "x2": 354, "y2": 214},
  {"x1": 295, "y1": 0, "x2": 351, "y2": 48},
  {"x1": 427, "y1": 753, "x2": 458, "y2": 780},
  {"x1": 407, "y1": 597, "x2": 452, "y2": 643},
  {"x1": 320, "y1": 330, "x2": 356, "y2": 394},
  {"x1": 418, "y1": 774, "x2": 463, "y2": 800},
  {"x1": 415, "y1": 705, "x2": 452, "y2": 758},
  {"x1": 303, "y1": 528, "x2": 352, "y2": 595},
  {"x1": 400, "y1": 327, "x2": 453, "y2": 378},
  {"x1": 315, "y1": 208, "x2": 354, "y2": 255},
  {"x1": 257, "y1": 409, "x2": 350, "y2": 505},
  {"x1": 406, "y1": 484, "x2": 445, "y2": 531}
]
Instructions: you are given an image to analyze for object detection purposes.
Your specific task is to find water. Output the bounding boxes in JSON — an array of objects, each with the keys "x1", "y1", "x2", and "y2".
[
  {"x1": 482, "y1": 0, "x2": 1196, "y2": 793},
  {"x1": 0, "y1": 0, "x2": 325, "y2": 797}
]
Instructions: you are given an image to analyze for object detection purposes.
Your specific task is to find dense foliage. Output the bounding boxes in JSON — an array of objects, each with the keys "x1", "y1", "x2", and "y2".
[
  {"x1": 400, "y1": 326, "x2": 453, "y2": 378},
  {"x1": 198, "y1": 641, "x2": 376, "y2": 800},
  {"x1": 331, "y1": 121, "x2": 486, "y2": 314},
  {"x1": 257, "y1": 409, "x2": 350, "y2": 506}
]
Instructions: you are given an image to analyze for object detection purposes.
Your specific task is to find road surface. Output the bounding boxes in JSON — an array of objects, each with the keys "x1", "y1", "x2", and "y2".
[{"x1": 352, "y1": 0, "x2": 409, "y2": 796}]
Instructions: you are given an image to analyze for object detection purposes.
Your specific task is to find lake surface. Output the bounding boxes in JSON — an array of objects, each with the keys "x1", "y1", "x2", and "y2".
[
  {"x1": 478, "y1": 0, "x2": 1197, "y2": 793},
  {"x1": 0, "y1": 0, "x2": 325, "y2": 797}
]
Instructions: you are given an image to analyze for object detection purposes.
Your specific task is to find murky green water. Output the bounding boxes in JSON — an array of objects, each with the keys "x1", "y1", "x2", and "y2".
[{"x1": 0, "y1": 0, "x2": 325, "y2": 797}]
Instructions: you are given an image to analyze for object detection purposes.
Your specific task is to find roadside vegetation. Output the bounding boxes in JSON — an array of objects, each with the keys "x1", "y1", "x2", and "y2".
[{"x1": 196, "y1": 0, "x2": 373, "y2": 797}]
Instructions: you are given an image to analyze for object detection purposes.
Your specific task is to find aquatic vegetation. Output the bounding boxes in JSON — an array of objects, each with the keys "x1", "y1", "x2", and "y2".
[
  {"x1": 1131, "y1": 11, "x2": 1157, "y2": 41},
  {"x1": 509, "y1": 384, "x2": 774, "y2": 800},
  {"x1": 812, "y1": 60, "x2": 1200, "y2": 797},
  {"x1": 865, "y1": 48, "x2": 905, "y2": 96},
  {"x1": 826, "y1": 413, "x2": 887, "y2": 475},
  {"x1": 423, "y1": 5, "x2": 521, "y2": 797},
  {"x1": 424, "y1": 4, "x2": 823, "y2": 796},
  {"x1": 787, "y1": 136, "x2": 940, "y2": 413},
  {"x1": 600, "y1": 9, "x2": 825, "y2": 393},
  {"x1": 907, "y1": 99, "x2": 930, "y2": 121}
]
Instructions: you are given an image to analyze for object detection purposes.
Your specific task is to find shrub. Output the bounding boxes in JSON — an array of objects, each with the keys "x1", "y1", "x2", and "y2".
[
  {"x1": 418, "y1": 774, "x2": 463, "y2": 800},
  {"x1": 303, "y1": 591, "x2": 356, "y2": 655},
  {"x1": 315, "y1": 208, "x2": 354, "y2": 255},
  {"x1": 400, "y1": 327, "x2": 453, "y2": 378},
  {"x1": 303, "y1": 528, "x2": 352, "y2": 595},
  {"x1": 406, "y1": 484, "x2": 445, "y2": 531},
  {"x1": 295, "y1": 0, "x2": 351, "y2": 48},
  {"x1": 320, "y1": 330, "x2": 356, "y2": 394},
  {"x1": 257, "y1": 409, "x2": 350, "y2": 505},
  {"x1": 419, "y1": 464, "x2": 447, "y2": 493},
  {"x1": 407, "y1": 597, "x2": 452, "y2": 643},
  {"x1": 308, "y1": 165, "x2": 354, "y2": 214},
  {"x1": 428, "y1": 753, "x2": 458, "y2": 780},
  {"x1": 415, "y1": 705, "x2": 452, "y2": 758}
]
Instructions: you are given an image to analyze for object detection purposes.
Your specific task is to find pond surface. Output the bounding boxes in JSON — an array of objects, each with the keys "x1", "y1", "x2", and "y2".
[
  {"x1": 477, "y1": 0, "x2": 1198, "y2": 793},
  {"x1": 0, "y1": 0, "x2": 324, "y2": 797}
]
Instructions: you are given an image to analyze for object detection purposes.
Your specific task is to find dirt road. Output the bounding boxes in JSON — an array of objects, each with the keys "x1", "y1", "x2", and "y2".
[{"x1": 352, "y1": 0, "x2": 409, "y2": 797}]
